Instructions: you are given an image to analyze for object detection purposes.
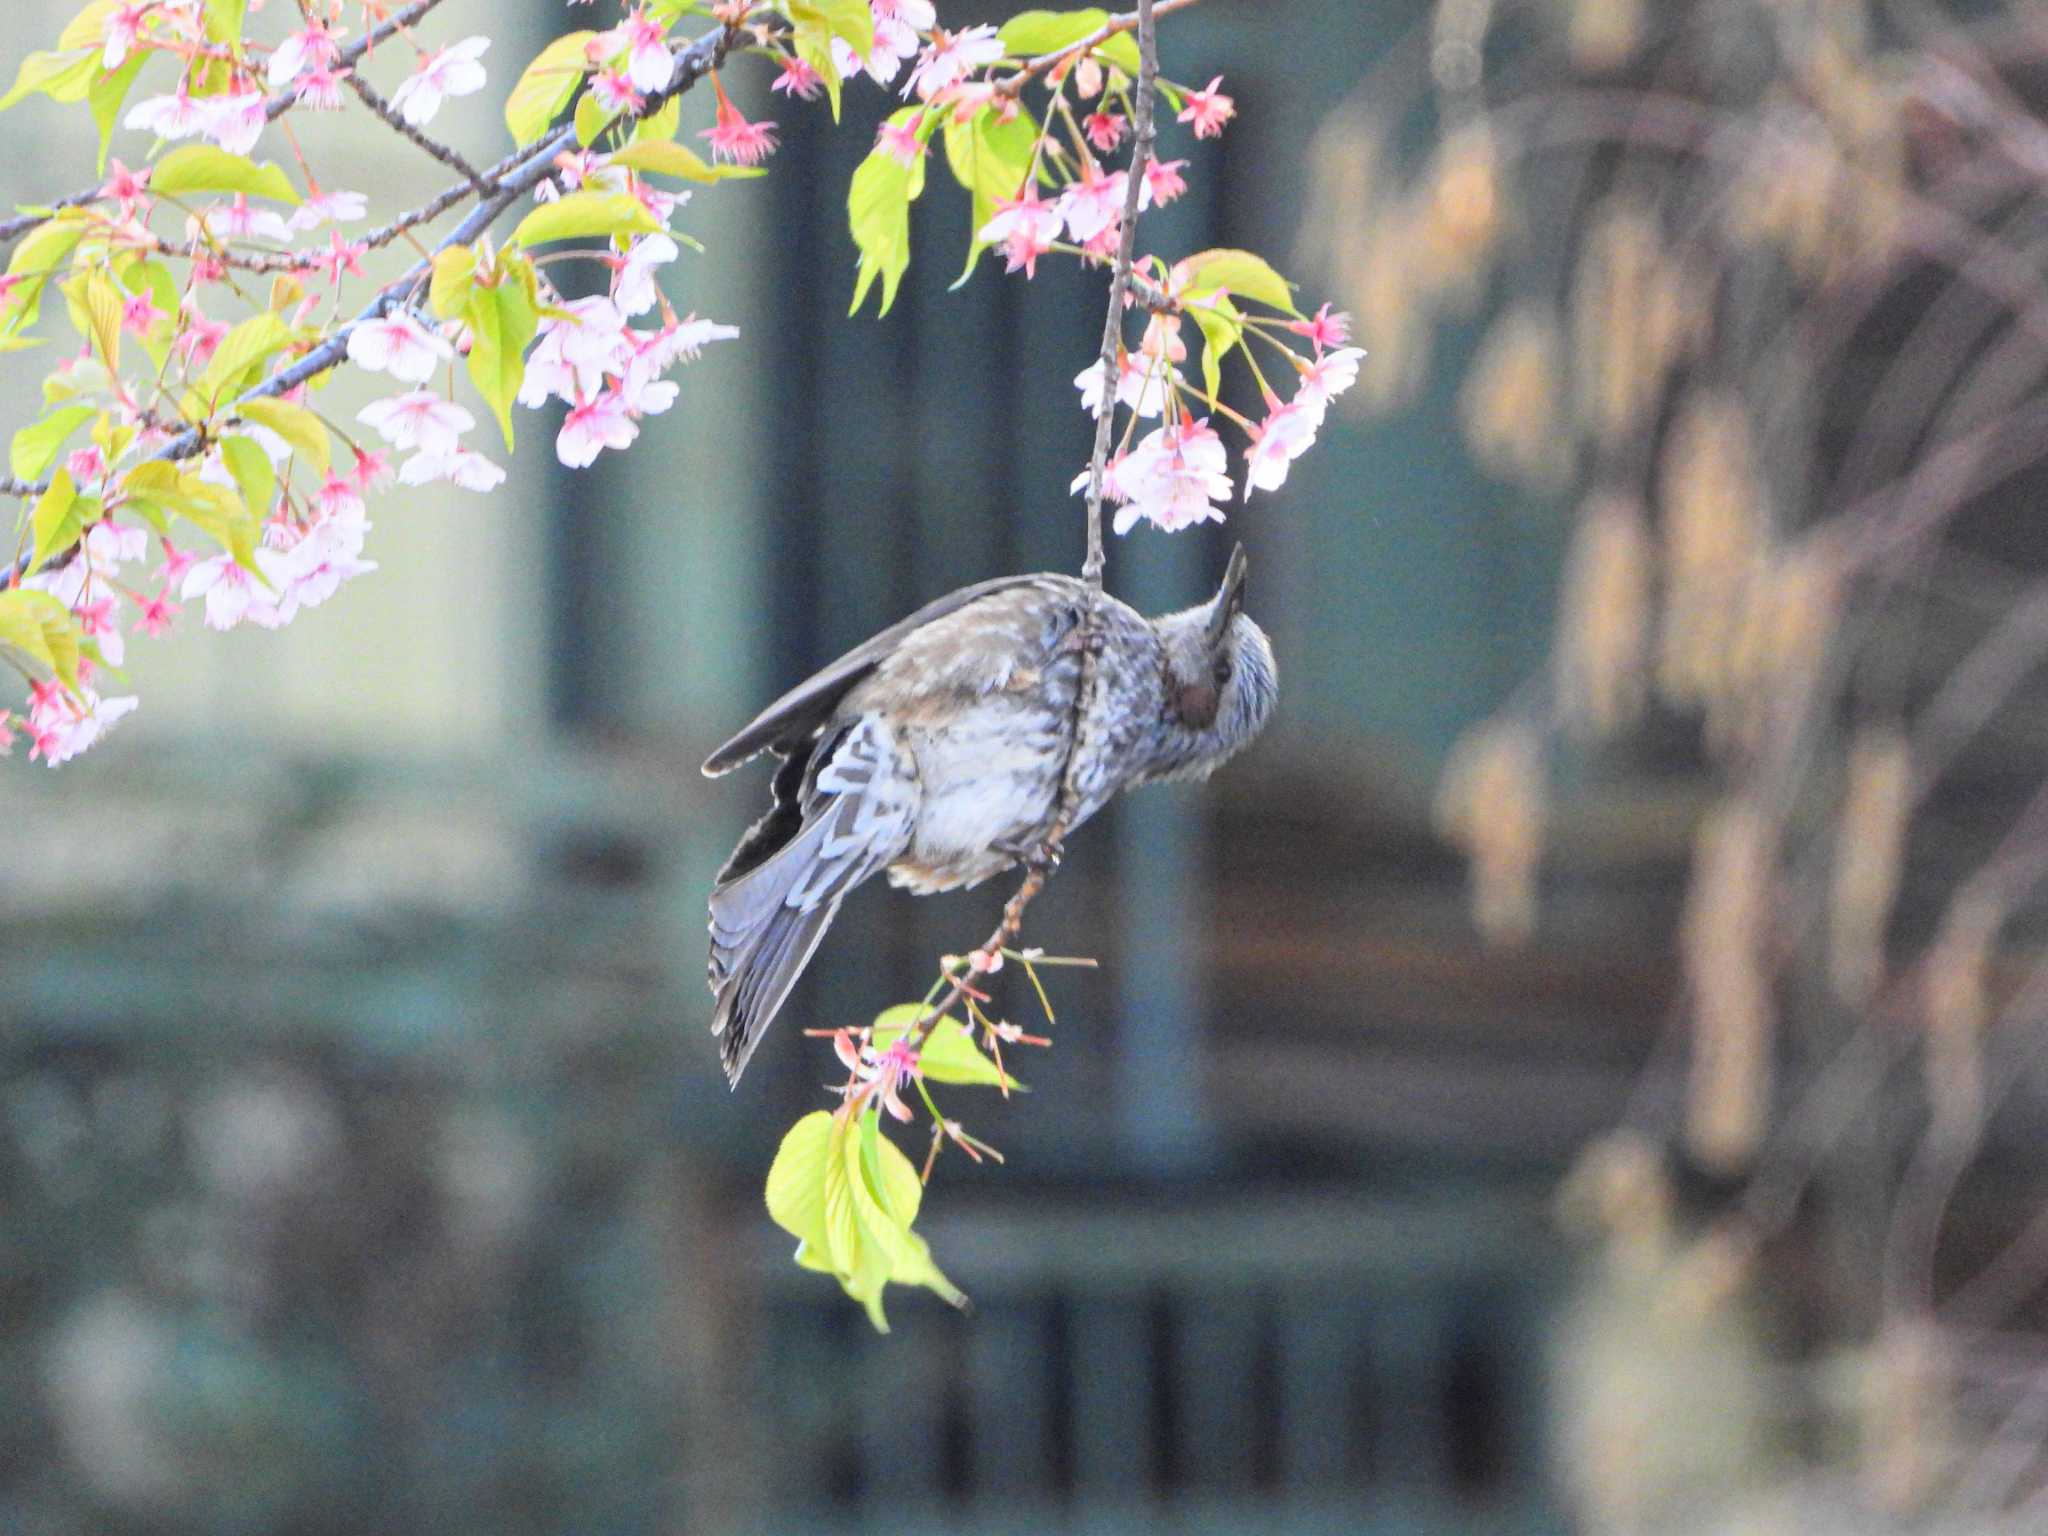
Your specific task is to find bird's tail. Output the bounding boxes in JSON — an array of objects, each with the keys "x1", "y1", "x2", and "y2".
[{"x1": 707, "y1": 815, "x2": 847, "y2": 1086}]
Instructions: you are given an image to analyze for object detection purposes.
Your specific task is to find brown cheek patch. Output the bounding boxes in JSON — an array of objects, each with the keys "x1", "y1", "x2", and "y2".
[{"x1": 1177, "y1": 682, "x2": 1220, "y2": 728}]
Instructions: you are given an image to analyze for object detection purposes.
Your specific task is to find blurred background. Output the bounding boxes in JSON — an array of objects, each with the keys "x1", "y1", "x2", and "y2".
[{"x1": 7, "y1": 0, "x2": 2048, "y2": 1531}]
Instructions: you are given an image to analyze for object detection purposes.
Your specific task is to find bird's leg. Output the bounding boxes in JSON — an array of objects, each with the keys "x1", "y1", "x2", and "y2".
[{"x1": 991, "y1": 836, "x2": 1062, "y2": 877}]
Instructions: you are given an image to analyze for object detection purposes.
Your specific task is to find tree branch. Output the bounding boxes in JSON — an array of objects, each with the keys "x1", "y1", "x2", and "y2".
[
  {"x1": 0, "y1": 0, "x2": 452, "y2": 248},
  {"x1": 994, "y1": 0, "x2": 1196, "y2": 99},
  {"x1": 343, "y1": 70, "x2": 489, "y2": 194},
  {"x1": 0, "y1": 20, "x2": 740, "y2": 507}
]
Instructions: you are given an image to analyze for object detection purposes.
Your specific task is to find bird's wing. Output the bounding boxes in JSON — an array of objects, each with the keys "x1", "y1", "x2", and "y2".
[
  {"x1": 701, "y1": 573, "x2": 1062, "y2": 776},
  {"x1": 708, "y1": 715, "x2": 918, "y2": 1085}
]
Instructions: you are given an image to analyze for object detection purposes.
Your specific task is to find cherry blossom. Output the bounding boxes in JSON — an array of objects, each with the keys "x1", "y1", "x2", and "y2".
[
  {"x1": 389, "y1": 36, "x2": 490, "y2": 128},
  {"x1": 99, "y1": 160, "x2": 152, "y2": 219},
  {"x1": 978, "y1": 192, "x2": 1061, "y2": 277},
  {"x1": 310, "y1": 230, "x2": 368, "y2": 285},
  {"x1": 701, "y1": 75, "x2": 777, "y2": 166},
  {"x1": 875, "y1": 111, "x2": 926, "y2": 168},
  {"x1": 134, "y1": 590, "x2": 181, "y2": 639},
  {"x1": 602, "y1": 8, "x2": 675, "y2": 95},
  {"x1": 347, "y1": 311, "x2": 454, "y2": 383},
  {"x1": 294, "y1": 66, "x2": 352, "y2": 112},
  {"x1": 589, "y1": 69, "x2": 643, "y2": 117},
  {"x1": 1073, "y1": 352, "x2": 1178, "y2": 419},
  {"x1": 357, "y1": 391, "x2": 475, "y2": 452},
  {"x1": 269, "y1": 19, "x2": 342, "y2": 89},
  {"x1": 1242, "y1": 398, "x2": 1320, "y2": 496},
  {"x1": 26, "y1": 686, "x2": 138, "y2": 767},
  {"x1": 1084, "y1": 111, "x2": 1125, "y2": 152},
  {"x1": 188, "y1": 194, "x2": 294, "y2": 245},
  {"x1": 1143, "y1": 157, "x2": 1188, "y2": 206},
  {"x1": 1177, "y1": 76, "x2": 1235, "y2": 138},
  {"x1": 1296, "y1": 345, "x2": 1365, "y2": 421},
  {"x1": 124, "y1": 83, "x2": 213, "y2": 141},
  {"x1": 613, "y1": 232, "x2": 679, "y2": 316},
  {"x1": 103, "y1": 4, "x2": 150, "y2": 69},
  {"x1": 1056, "y1": 162, "x2": 1128, "y2": 247},
  {"x1": 1287, "y1": 303, "x2": 1351, "y2": 354},
  {"x1": 288, "y1": 189, "x2": 368, "y2": 232},
  {"x1": 906, "y1": 25, "x2": 1003, "y2": 101},
  {"x1": 1111, "y1": 419, "x2": 1232, "y2": 534},
  {"x1": 771, "y1": 55, "x2": 823, "y2": 100},
  {"x1": 397, "y1": 446, "x2": 506, "y2": 492},
  {"x1": 556, "y1": 390, "x2": 639, "y2": 467},
  {"x1": 206, "y1": 91, "x2": 269, "y2": 155}
]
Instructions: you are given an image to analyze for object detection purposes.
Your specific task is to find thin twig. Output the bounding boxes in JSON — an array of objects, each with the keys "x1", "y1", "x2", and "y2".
[
  {"x1": 0, "y1": 0, "x2": 451, "y2": 247},
  {"x1": 343, "y1": 71, "x2": 489, "y2": 193}
]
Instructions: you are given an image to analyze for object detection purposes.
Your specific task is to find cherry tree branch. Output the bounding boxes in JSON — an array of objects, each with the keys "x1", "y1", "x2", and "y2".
[
  {"x1": 881, "y1": 0, "x2": 1161, "y2": 1104},
  {"x1": 0, "y1": 19, "x2": 741, "y2": 507},
  {"x1": 342, "y1": 70, "x2": 489, "y2": 193},
  {"x1": 0, "y1": 0, "x2": 451, "y2": 248},
  {"x1": 994, "y1": 0, "x2": 1195, "y2": 100}
]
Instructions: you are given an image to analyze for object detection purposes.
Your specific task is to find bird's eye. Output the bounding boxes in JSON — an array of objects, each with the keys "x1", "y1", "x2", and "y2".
[{"x1": 1212, "y1": 658, "x2": 1232, "y2": 687}]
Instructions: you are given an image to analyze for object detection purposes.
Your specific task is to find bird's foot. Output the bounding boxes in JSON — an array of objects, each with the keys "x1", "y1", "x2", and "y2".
[{"x1": 994, "y1": 837, "x2": 1062, "y2": 877}]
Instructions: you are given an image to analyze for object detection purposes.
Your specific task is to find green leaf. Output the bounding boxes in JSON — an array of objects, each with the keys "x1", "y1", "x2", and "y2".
[
  {"x1": 942, "y1": 105, "x2": 1038, "y2": 284},
  {"x1": 0, "y1": 588, "x2": 81, "y2": 693},
  {"x1": 508, "y1": 190, "x2": 660, "y2": 247},
  {"x1": 148, "y1": 145, "x2": 301, "y2": 204},
  {"x1": 1095, "y1": 31, "x2": 1141, "y2": 73},
  {"x1": 793, "y1": 24, "x2": 842, "y2": 122},
  {"x1": 69, "y1": 269, "x2": 123, "y2": 372},
  {"x1": 0, "y1": 49, "x2": 99, "y2": 113},
  {"x1": 573, "y1": 87, "x2": 616, "y2": 149},
  {"x1": 10, "y1": 405, "x2": 96, "y2": 483},
  {"x1": 121, "y1": 463, "x2": 258, "y2": 567},
  {"x1": 608, "y1": 137, "x2": 763, "y2": 183},
  {"x1": 766, "y1": 1111, "x2": 835, "y2": 1255},
  {"x1": 234, "y1": 398, "x2": 329, "y2": 475},
  {"x1": 87, "y1": 50, "x2": 149, "y2": 175},
  {"x1": 505, "y1": 30, "x2": 596, "y2": 146},
  {"x1": 219, "y1": 434, "x2": 274, "y2": 519},
  {"x1": 847, "y1": 144, "x2": 917, "y2": 318},
  {"x1": 998, "y1": 9, "x2": 1110, "y2": 54},
  {"x1": 1, "y1": 216, "x2": 88, "y2": 339},
  {"x1": 203, "y1": 0, "x2": 248, "y2": 49},
  {"x1": 59, "y1": 1, "x2": 122, "y2": 51},
  {"x1": 1178, "y1": 248, "x2": 1301, "y2": 316},
  {"x1": 871, "y1": 1005, "x2": 1026, "y2": 1089},
  {"x1": 428, "y1": 244, "x2": 478, "y2": 321},
  {"x1": 789, "y1": 0, "x2": 873, "y2": 58},
  {"x1": 28, "y1": 468, "x2": 80, "y2": 572},
  {"x1": 464, "y1": 268, "x2": 539, "y2": 450},
  {"x1": 1189, "y1": 295, "x2": 1243, "y2": 401},
  {"x1": 196, "y1": 310, "x2": 290, "y2": 412}
]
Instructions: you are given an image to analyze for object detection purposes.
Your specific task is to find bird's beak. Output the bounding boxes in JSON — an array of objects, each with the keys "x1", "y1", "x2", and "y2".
[{"x1": 1205, "y1": 543, "x2": 1249, "y2": 646}]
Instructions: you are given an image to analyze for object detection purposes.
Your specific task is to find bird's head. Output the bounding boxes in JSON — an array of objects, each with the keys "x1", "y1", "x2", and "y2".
[{"x1": 1145, "y1": 543, "x2": 1278, "y2": 781}]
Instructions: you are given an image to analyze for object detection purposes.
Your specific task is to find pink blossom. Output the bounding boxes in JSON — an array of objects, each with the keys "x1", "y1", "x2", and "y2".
[
  {"x1": 834, "y1": 19, "x2": 921, "y2": 88},
  {"x1": 589, "y1": 69, "x2": 643, "y2": 116},
  {"x1": 124, "y1": 83, "x2": 213, "y2": 141},
  {"x1": 1083, "y1": 111, "x2": 1125, "y2": 152},
  {"x1": 188, "y1": 193, "x2": 294, "y2": 245},
  {"x1": 551, "y1": 295, "x2": 631, "y2": 379},
  {"x1": 311, "y1": 230, "x2": 368, "y2": 285},
  {"x1": 156, "y1": 538, "x2": 198, "y2": 587},
  {"x1": 135, "y1": 589, "x2": 181, "y2": 637},
  {"x1": 269, "y1": 19, "x2": 342, "y2": 88},
  {"x1": 771, "y1": 54, "x2": 823, "y2": 100},
  {"x1": 1144, "y1": 157, "x2": 1188, "y2": 206},
  {"x1": 87, "y1": 522, "x2": 148, "y2": 567},
  {"x1": 205, "y1": 92, "x2": 269, "y2": 156},
  {"x1": 1288, "y1": 303, "x2": 1352, "y2": 356},
  {"x1": 294, "y1": 65, "x2": 351, "y2": 111},
  {"x1": 116, "y1": 292, "x2": 162, "y2": 340},
  {"x1": 874, "y1": 0, "x2": 937, "y2": 26},
  {"x1": 979, "y1": 191, "x2": 1061, "y2": 277},
  {"x1": 875, "y1": 110, "x2": 926, "y2": 168},
  {"x1": 1073, "y1": 352, "x2": 1178, "y2": 419},
  {"x1": 181, "y1": 554, "x2": 262, "y2": 629},
  {"x1": 103, "y1": 4, "x2": 150, "y2": 69},
  {"x1": 603, "y1": 8, "x2": 674, "y2": 95},
  {"x1": 1177, "y1": 76, "x2": 1235, "y2": 138},
  {"x1": 1242, "y1": 398, "x2": 1320, "y2": 496},
  {"x1": 396, "y1": 447, "x2": 505, "y2": 492},
  {"x1": 1113, "y1": 418, "x2": 1232, "y2": 533},
  {"x1": 641, "y1": 314, "x2": 738, "y2": 368},
  {"x1": 389, "y1": 36, "x2": 490, "y2": 127},
  {"x1": 347, "y1": 311, "x2": 454, "y2": 383},
  {"x1": 1056, "y1": 162, "x2": 1127, "y2": 247},
  {"x1": 27, "y1": 687, "x2": 137, "y2": 766},
  {"x1": 173, "y1": 304, "x2": 229, "y2": 367},
  {"x1": 356, "y1": 391, "x2": 474, "y2": 452},
  {"x1": 289, "y1": 189, "x2": 368, "y2": 232},
  {"x1": 700, "y1": 76, "x2": 777, "y2": 166},
  {"x1": 100, "y1": 159, "x2": 152, "y2": 219},
  {"x1": 1296, "y1": 345, "x2": 1365, "y2": 422},
  {"x1": 351, "y1": 448, "x2": 394, "y2": 492},
  {"x1": 77, "y1": 596, "x2": 124, "y2": 666},
  {"x1": 556, "y1": 391, "x2": 639, "y2": 468},
  {"x1": 65, "y1": 444, "x2": 107, "y2": 484},
  {"x1": 613, "y1": 232, "x2": 678, "y2": 317},
  {"x1": 906, "y1": 24, "x2": 1003, "y2": 101}
]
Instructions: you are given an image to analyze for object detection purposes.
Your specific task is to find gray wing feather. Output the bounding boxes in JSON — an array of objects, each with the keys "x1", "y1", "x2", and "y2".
[
  {"x1": 701, "y1": 573, "x2": 1050, "y2": 776},
  {"x1": 708, "y1": 716, "x2": 917, "y2": 1085}
]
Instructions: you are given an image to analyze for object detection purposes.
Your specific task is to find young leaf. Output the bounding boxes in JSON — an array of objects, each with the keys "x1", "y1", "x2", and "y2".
[
  {"x1": 504, "y1": 30, "x2": 597, "y2": 146},
  {"x1": 196, "y1": 310, "x2": 290, "y2": 412},
  {"x1": 608, "y1": 137, "x2": 763, "y2": 183},
  {"x1": 942, "y1": 106, "x2": 1037, "y2": 284},
  {"x1": 1178, "y1": 248, "x2": 1301, "y2": 316},
  {"x1": 573, "y1": 88, "x2": 616, "y2": 149},
  {"x1": 508, "y1": 190, "x2": 660, "y2": 247},
  {"x1": 87, "y1": 50, "x2": 148, "y2": 174},
  {"x1": 464, "y1": 273, "x2": 539, "y2": 450},
  {"x1": 219, "y1": 434, "x2": 275, "y2": 519},
  {"x1": 235, "y1": 398, "x2": 329, "y2": 475},
  {"x1": 72, "y1": 269, "x2": 123, "y2": 372},
  {"x1": 0, "y1": 588, "x2": 81, "y2": 693},
  {"x1": 0, "y1": 49, "x2": 99, "y2": 113},
  {"x1": 847, "y1": 146, "x2": 917, "y2": 318},
  {"x1": 788, "y1": 0, "x2": 874, "y2": 59},
  {"x1": 1189, "y1": 295, "x2": 1244, "y2": 401},
  {"x1": 28, "y1": 467, "x2": 80, "y2": 572},
  {"x1": 429, "y1": 244, "x2": 478, "y2": 321},
  {"x1": 10, "y1": 404, "x2": 96, "y2": 483},
  {"x1": 148, "y1": 146, "x2": 301, "y2": 204},
  {"x1": 766, "y1": 1111, "x2": 836, "y2": 1256},
  {"x1": 997, "y1": 8, "x2": 1110, "y2": 55},
  {"x1": 1, "y1": 216, "x2": 88, "y2": 338}
]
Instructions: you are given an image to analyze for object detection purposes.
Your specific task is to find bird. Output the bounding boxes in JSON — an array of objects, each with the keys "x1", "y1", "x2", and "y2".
[{"x1": 701, "y1": 543, "x2": 1277, "y2": 1086}]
